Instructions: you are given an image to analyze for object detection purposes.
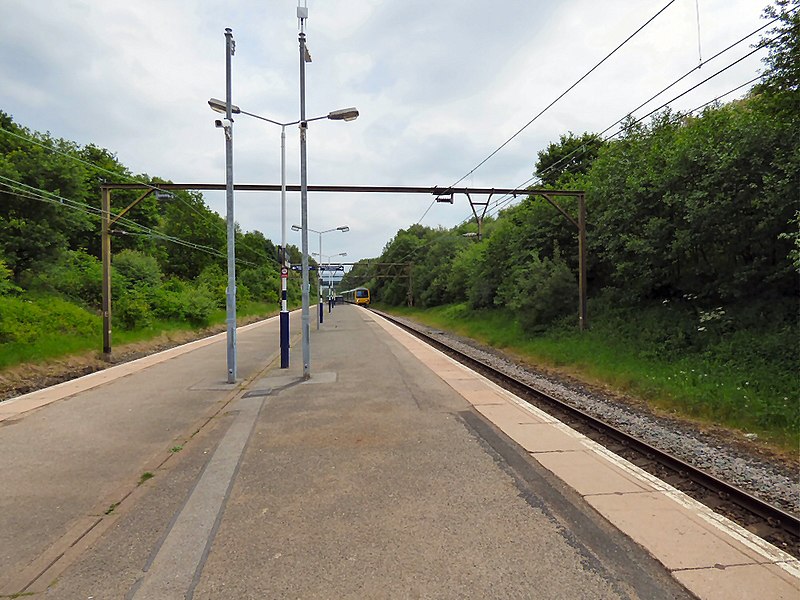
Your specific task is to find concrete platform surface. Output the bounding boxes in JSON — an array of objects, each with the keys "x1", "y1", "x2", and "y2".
[{"x1": 0, "y1": 305, "x2": 794, "y2": 599}]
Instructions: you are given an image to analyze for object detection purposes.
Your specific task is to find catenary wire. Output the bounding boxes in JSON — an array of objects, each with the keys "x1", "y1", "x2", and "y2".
[
  {"x1": 442, "y1": 0, "x2": 678, "y2": 191},
  {"x1": 0, "y1": 175, "x2": 261, "y2": 266},
  {"x1": 464, "y1": 60, "x2": 770, "y2": 228},
  {"x1": 0, "y1": 124, "x2": 278, "y2": 267},
  {"x1": 353, "y1": 65, "x2": 763, "y2": 287},
  {"x1": 353, "y1": 15, "x2": 786, "y2": 278},
  {"x1": 416, "y1": 0, "x2": 680, "y2": 226},
  {"x1": 470, "y1": 23, "x2": 785, "y2": 225},
  {"x1": 434, "y1": 11, "x2": 790, "y2": 229},
  {"x1": 0, "y1": 183, "x2": 240, "y2": 264},
  {"x1": 478, "y1": 71, "x2": 768, "y2": 224}
]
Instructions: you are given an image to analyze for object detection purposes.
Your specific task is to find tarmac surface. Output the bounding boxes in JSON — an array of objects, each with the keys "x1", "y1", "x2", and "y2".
[{"x1": 0, "y1": 305, "x2": 796, "y2": 598}]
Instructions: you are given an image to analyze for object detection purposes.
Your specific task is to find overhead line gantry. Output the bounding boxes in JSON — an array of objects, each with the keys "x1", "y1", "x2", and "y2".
[{"x1": 98, "y1": 182, "x2": 586, "y2": 358}]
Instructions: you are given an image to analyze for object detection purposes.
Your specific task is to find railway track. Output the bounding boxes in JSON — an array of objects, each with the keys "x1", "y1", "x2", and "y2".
[{"x1": 371, "y1": 308, "x2": 800, "y2": 558}]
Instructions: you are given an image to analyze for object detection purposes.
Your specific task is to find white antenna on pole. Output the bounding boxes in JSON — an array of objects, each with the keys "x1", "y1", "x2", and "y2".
[
  {"x1": 695, "y1": 0, "x2": 703, "y2": 68},
  {"x1": 297, "y1": 0, "x2": 308, "y2": 32}
]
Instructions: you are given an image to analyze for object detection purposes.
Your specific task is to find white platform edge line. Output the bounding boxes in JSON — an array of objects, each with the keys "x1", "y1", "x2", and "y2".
[
  {"x1": 2, "y1": 314, "x2": 281, "y2": 408},
  {"x1": 366, "y1": 310, "x2": 800, "y2": 578}
]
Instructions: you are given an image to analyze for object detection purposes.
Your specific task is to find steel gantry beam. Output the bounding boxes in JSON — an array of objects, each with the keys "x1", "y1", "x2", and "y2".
[{"x1": 100, "y1": 183, "x2": 580, "y2": 196}]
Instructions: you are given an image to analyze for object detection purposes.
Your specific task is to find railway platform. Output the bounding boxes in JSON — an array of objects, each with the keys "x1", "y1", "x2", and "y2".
[{"x1": 0, "y1": 305, "x2": 797, "y2": 598}]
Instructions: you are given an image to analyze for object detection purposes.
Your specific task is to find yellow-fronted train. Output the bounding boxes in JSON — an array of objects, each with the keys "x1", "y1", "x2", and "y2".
[{"x1": 341, "y1": 287, "x2": 370, "y2": 306}]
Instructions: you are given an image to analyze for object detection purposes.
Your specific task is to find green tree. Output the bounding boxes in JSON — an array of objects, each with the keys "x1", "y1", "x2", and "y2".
[
  {"x1": 159, "y1": 191, "x2": 226, "y2": 279},
  {"x1": 372, "y1": 227, "x2": 428, "y2": 305},
  {"x1": 0, "y1": 112, "x2": 95, "y2": 278},
  {"x1": 588, "y1": 100, "x2": 797, "y2": 303},
  {"x1": 757, "y1": 0, "x2": 799, "y2": 101},
  {"x1": 496, "y1": 249, "x2": 577, "y2": 333},
  {"x1": 412, "y1": 230, "x2": 468, "y2": 307},
  {"x1": 0, "y1": 255, "x2": 19, "y2": 295},
  {"x1": 28, "y1": 249, "x2": 107, "y2": 307},
  {"x1": 535, "y1": 131, "x2": 604, "y2": 187},
  {"x1": 237, "y1": 230, "x2": 279, "y2": 268},
  {"x1": 447, "y1": 241, "x2": 485, "y2": 303},
  {"x1": 239, "y1": 264, "x2": 280, "y2": 303},
  {"x1": 113, "y1": 249, "x2": 163, "y2": 289}
]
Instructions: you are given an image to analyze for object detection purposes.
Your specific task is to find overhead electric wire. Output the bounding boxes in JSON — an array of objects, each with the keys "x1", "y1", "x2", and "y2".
[
  {"x1": 463, "y1": 20, "x2": 788, "y2": 225},
  {"x1": 363, "y1": 69, "x2": 776, "y2": 280},
  {"x1": 478, "y1": 70, "x2": 768, "y2": 225},
  {"x1": 416, "y1": 0, "x2": 679, "y2": 225},
  {"x1": 441, "y1": 10, "x2": 791, "y2": 228},
  {"x1": 444, "y1": 1, "x2": 678, "y2": 190},
  {"x1": 1, "y1": 183, "x2": 238, "y2": 264},
  {"x1": 459, "y1": 65, "x2": 765, "y2": 228},
  {"x1": 0, "y1": 175, "x2": 261, "y2": 266},
  {"x1": 596, "y1": 19, "x2": 784, "y2": 142},
  {"x1": 0, "y1": 122, "x2": 278, "y2": 268}
]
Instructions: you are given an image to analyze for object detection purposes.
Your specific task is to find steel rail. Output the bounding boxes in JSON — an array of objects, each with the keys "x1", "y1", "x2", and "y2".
[{"x1": 371, "y1": 308, "x2": 800, "y2": 540}]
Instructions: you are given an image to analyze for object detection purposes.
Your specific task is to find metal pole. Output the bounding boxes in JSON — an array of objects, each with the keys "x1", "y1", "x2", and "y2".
[
  {"x1": 279, "y1": 125, "x2": 289, "y2": 368},
  {"x1": 327, "y1": 254, "x2": 332, "y2": 313},
  {"x1": 101, "y1": 187, "x2": 112, "y2": 359},
  {"x1": 318, "y1": 232, "x2": 323, "y2": 327},
  {"x1": 299, "y1": 30, "x2": 311, "y2": 379},
  {"x1": 224, "y1": 27, "x2": 237, "y2": 383},
  {"x1": 578, "y1": 193, "x2": 588, "y2": 331}
]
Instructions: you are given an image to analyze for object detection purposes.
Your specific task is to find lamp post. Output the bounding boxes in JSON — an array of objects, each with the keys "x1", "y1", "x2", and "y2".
[
  {"x1": 292, "y1": 225, "x2": 349, "y2": 328},
  {"x1": 313, "y1": 251, "x2": 347, "y2": 311},
  {"x1": 207, "y1": 99, "x2": 357, "y2": 369},
  {"x1": 296, "y1": 4, "x2": 359, "y2": 378},
  {"x1": 217, "y1": 28, "x2": 237, "y2": 384}
]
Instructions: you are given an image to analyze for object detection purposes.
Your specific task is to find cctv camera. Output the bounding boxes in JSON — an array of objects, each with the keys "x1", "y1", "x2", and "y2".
[{"x1": 214, "y1": 118, "x2": 232, "y2": 129}]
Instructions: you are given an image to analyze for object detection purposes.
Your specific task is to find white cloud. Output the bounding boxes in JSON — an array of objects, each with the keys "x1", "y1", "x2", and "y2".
[{"x1": 0, "y1": 0, "x2": 773, "y2": 265}]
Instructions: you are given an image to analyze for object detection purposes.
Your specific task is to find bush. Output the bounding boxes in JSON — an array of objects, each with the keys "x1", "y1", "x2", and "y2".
[
  {"x1": 152, "y1": 279, "x2": 216, "y2": 325},
  {"x1": 196, "y1": 264, "x2": 227, "y2": 309},
  {"x1": 27, "y1": 249, "x2": 108, "y2": 308},
  {"x1": 496, "y1": 251, "x2": 577, "y2": 333},
  {"x1": 238, "y1": 265, "x2": 279, "y2": 303},
  {"x1": 113, "y1": 249, "x2": 162, "y2": 289},
  {"x1": 0, "y1": 258, "x2": 19, "y2": 295},
  {"x1": 0, "y1": 294, "x2": 97, "y2": 344},
  {"x1": 114, "y1": 288, "x2": 153, "y2": 329}
]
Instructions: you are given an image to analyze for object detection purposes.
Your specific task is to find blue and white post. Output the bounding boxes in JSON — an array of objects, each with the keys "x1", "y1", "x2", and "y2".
[{"x1": 279, "y1": 124, "x2": 289, "y2": 368}]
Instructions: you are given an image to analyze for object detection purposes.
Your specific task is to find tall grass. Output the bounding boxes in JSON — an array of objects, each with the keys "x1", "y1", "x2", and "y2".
[
  {"x1": 379, "y1": 301, "x2": 799, "y2": 451},
  {"x1": 0, "y1": 294, "x2": 278, "y2": 369}
]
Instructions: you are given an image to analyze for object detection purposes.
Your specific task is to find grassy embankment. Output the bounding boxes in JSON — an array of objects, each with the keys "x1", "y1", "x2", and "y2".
[
  {"x1": 0, "y1": 294, "x2": 278, "y2": 369},
  {"x1": 379, "y1": 301, "x2": 799, "y2": 452}
]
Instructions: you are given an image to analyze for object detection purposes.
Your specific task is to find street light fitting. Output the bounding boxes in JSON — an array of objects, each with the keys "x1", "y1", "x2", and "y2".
[
  {"x1": 291, "y1": 224, "x2": 302, "y2": 232},
  {"x1": 208, "y1": 97, "x2": 241, "y2": 114},
  {"x1": 327, "y1": 107, "x2": 359, "y2": 122},
  {"x1": 210, "y1": 99, "x2": 359, "y2": 127},
  {"x1": 337, "y1": 226, "x2": 350, "y2": 232}
]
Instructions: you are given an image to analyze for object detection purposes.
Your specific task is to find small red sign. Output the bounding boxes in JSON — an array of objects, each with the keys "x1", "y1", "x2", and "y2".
[{"x1": 280, "y1": 267, "x2": 289, "y2": 279}]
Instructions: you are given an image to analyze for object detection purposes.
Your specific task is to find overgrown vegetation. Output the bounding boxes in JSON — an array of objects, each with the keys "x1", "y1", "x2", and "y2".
[
  {"x1": 342, "y1": 3, "x2": 799, "y2": 448},
  {"x1": 0, "y1": 109, "x2": 313, "y2": 367}
]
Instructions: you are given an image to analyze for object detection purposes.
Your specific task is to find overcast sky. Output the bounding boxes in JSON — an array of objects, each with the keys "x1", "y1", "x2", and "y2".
[{"x1": 0, "y1": 0, "x2": 773, "y2": 265}]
